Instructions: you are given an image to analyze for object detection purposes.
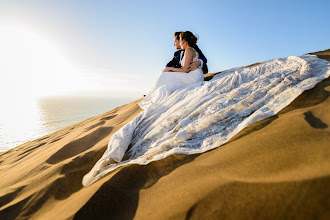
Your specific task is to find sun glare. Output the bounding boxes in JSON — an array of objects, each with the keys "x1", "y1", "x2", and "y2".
[{"x1": 0, "y1": 26, "x2": 77, "y2": 100}]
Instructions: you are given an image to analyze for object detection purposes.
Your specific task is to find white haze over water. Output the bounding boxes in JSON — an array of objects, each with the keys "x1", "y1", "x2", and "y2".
[{"x1": 0, "y1": 96, "x2": 137, "y2": 151}]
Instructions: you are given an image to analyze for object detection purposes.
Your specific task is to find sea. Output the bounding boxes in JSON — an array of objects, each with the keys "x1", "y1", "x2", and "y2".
[{"x1": 0, "y1": 96, "x2": 138, "y2": 152}]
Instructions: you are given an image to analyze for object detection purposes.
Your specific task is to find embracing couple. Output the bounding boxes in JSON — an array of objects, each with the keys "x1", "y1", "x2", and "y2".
[
  {"x1": 83, "y1": 31, "x2": 208, "y2": 186},
  {"x1": 165, "y1": 31, "x2": 208, "y2": 74},
  {"x1": 139, "y1": 31, "x2": 208, "y2": 109}
]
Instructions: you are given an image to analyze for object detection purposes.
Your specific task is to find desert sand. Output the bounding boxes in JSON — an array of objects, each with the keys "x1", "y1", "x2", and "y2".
[{"x1": 0, "y1": 49, "x2": 329, "y2": 220}]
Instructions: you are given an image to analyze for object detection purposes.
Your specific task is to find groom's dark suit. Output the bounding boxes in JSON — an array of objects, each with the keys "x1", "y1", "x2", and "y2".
[{"x1": 166, "y1": 46, "x2": 208, "y2": 74}]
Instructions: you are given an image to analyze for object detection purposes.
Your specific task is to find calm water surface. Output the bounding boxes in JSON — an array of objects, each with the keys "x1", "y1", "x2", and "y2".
[{"x1": 0, "y1": 96, "x2": 138, "y2": 151}]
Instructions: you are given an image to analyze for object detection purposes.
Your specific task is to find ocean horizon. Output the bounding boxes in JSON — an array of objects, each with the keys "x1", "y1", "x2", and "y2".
[{"x1": 0, "y1": 95, "x2": 139, "y2": 152}]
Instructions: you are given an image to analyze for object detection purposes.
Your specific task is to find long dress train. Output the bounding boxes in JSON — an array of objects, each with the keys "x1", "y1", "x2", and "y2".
[
  {"x1": 83, "y1": 49, "x2": 205, "y2": 186},
  {"x1": 82, "y1": 54, "x2": 330, "y2": 187}
]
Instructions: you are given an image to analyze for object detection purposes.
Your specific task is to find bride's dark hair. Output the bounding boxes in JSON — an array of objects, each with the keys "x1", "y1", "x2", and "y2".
[
  {"x1": 180, "y1": 31, "x2": 198, "y2": 47},
  {"x1": 179, "y1": 31, "x2": 208, "y2": 73}
]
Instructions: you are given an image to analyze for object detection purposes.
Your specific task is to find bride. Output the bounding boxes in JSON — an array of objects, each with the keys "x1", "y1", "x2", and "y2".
[
  {"x1": 139, "y1": 31, "x2": 204, "y2": 109},
  {"x1": 82, "y1": 31, "x2": 205, "y2": 186}
]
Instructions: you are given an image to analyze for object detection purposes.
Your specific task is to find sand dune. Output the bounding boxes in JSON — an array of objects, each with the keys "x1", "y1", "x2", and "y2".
[{"x1": 0, "y1": 49, "x2": 329, "y2": 219}]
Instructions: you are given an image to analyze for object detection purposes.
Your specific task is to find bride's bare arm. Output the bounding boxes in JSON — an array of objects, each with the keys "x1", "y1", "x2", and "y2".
[{"x1": 163, "y1": 48, "x2": 195, "y2": 73}]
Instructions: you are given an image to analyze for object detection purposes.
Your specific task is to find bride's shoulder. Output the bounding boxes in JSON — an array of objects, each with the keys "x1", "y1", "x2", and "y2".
[
  {"x1": 185, "y1": 47, "x2": 197, "y2": 58},
  {"x1": 185, "y1": 47, "x2": 196, "y2": 55},
  {"x1": 186, "y1": 47, "x2": 195, "y2": 52}
]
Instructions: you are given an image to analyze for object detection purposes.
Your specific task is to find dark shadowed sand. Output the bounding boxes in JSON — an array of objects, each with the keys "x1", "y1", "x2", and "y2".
[{"x1": 0, "y1": 49, "x2": 329, "y2": 219}]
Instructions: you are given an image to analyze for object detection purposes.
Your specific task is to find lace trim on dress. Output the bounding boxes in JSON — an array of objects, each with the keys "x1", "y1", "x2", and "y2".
[
  {"x1": 181, "y1": 48, "x2": 199, "y2": 67},
  {"x1": 82, "y1": 55, "x2": 330, "y2": 187}
]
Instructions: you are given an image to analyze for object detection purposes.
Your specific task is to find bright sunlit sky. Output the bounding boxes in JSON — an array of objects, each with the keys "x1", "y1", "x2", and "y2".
[{"x1": 0, "y1": 0, "x2": 329, "y2": 100}]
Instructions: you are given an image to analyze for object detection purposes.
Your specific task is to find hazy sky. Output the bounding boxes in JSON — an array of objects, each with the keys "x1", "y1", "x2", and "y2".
[{"x1": 0, "y1": 0, "x2": 329, "y2": 99}]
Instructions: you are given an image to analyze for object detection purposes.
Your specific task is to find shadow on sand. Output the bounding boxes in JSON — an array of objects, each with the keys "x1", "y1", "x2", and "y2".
[{"x1": 74, "y1": 153, "x2": 200, "y2": 220}]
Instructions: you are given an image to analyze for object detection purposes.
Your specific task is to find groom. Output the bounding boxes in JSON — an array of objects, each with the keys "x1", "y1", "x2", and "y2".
[{"x1": 166, "y1": 32, "x2": 208, "y2": 74}]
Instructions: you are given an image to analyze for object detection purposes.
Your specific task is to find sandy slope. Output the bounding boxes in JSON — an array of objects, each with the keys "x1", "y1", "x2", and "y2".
[{"x1": 0, "y1": 49, "x2": 329, "y2": 220}]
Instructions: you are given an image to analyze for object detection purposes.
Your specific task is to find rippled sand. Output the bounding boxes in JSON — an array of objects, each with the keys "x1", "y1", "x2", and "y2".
[{"x1": 0, "y1": 49, "x2": 329, "y2": 219}]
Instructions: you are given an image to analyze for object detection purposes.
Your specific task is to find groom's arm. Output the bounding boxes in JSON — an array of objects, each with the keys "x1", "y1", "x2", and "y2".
[
  {"x1": 166, "y1": 50, "x2": 181, "y2": 67},
  {"x1": 199, "y1": 54, "x2": 207, "y2": 67},
  {"x1": 166, "y1": 56, "x2": 177, "y2": 67},
  {"x1": 196, "y1": 46, "x2": 207, "y2": 66},
  {"x1": 187, "y1": 46, "x2": 208, "y2": 72},
  {"x1": 187, "y1": 60, "x2": 201, "y2": 72},
  {"x1": 190, "y1": 47, "x2": 208, "y2": 73}
]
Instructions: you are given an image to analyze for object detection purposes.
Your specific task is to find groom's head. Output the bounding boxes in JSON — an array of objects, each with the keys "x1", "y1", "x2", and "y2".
[{"x1": 174, "y1": 32, "x2": 182, "y2": 49}]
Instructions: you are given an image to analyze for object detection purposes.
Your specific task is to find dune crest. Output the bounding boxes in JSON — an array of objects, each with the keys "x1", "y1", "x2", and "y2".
[{"x1": 0, "y1": 49, "x2": 329, "y2": 219}]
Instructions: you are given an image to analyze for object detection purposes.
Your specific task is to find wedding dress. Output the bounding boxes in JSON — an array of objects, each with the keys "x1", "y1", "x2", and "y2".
[
  {"x1": 139, "y1": 48, "x2": 204, "y2": 109},
  {"x1": 83, "y1": 49, "x2": 205, "y2": 186},
  {"x1": 82, "y1": 54, "x2": 330, "y2": 187}
]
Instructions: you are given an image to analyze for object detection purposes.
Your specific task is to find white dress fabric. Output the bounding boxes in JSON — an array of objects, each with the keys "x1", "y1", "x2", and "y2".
[
  {"x1": 139, "y1": 48, "x2": 204, "y2": 109},
  {"x1": 83, "y1": 54, "x2": 330, "y2": 187}
]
